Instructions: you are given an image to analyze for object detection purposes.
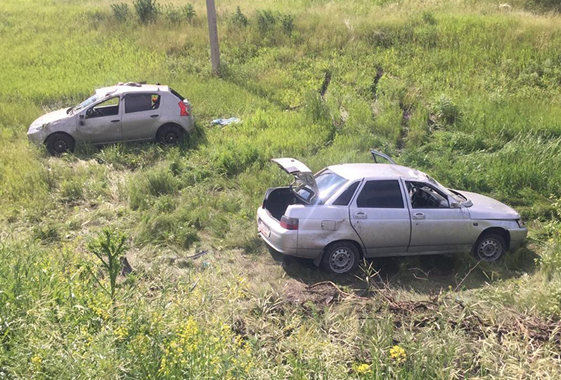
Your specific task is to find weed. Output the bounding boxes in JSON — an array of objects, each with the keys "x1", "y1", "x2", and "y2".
[
  {"x1": 182, "y1": 3, "x2": 196, "y2": 25},
  {"x1": 111, "y1": 3, "x2": 130, "y2": 23},
  {"x1": 231, "y1": 6, "x2": 248, "y2": 28},
  {"x1": 256, "y1": 10, "x2": 276, "y2": 33},
  {"x1": 280, "y1": 13, "x2": 295, "y2": 35},
  {"x1": 134, "y1": 0, "x2": 159, "y2": 24},
  {"x1": 87, "y1": 229, "x2": 128, "y2": 301}
]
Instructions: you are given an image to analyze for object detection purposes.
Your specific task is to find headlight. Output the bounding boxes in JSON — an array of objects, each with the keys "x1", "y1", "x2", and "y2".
[{"x1": 517, "y1": 219, "x2": 525, "y2": 228}]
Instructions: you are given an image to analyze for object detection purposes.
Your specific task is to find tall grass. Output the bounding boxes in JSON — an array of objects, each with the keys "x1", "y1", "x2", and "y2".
[{"x1": 1, "y1": 0, "x2": 561, "y2": 378}]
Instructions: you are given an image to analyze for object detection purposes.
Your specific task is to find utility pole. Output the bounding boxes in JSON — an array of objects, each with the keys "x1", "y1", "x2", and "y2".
[{"x1": 205, "y1": 0, "x2": 221, "y2": 76}]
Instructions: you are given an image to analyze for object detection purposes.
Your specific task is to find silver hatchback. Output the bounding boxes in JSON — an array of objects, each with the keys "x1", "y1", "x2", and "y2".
[
  {"x1": 257, "y1": 152, "x2": 528, "y2": 274},
  {"x1": 27, "y1": 82, "x2": 194, "y2": 155}
]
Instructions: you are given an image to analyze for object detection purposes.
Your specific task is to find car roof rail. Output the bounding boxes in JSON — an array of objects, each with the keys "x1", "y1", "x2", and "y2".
[
  {"x1": 116, "y1": 82, "x2": 145, "y2": 87},
  {"x1": 371, "y1": 149, "x2": 396, "y2": 164}
]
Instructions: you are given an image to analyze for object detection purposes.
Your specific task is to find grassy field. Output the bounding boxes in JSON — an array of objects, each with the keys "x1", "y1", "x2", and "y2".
[{"x1": 1, "y1": 0, "x2": 561, "y2": 378}]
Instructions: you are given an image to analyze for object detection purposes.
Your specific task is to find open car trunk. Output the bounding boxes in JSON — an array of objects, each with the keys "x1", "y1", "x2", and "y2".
[{"x1": 262, "y1": 187, "x2": 305, "y2": 221}]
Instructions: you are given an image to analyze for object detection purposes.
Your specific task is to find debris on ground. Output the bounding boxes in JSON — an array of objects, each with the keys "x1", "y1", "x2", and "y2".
[{"x1": 211, "y1": 117, "x2": 240, "y2": 126}]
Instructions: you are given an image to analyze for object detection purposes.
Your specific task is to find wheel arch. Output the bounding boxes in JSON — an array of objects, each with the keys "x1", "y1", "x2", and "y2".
[
  {"x1": 44, "y1": 131, "x2": 75, "y2": 145},
  {"x1": 477, "y1": 227, "x2": 511, "y2": 250},
  {"x1": 155, "y1": 122, "x2": 185, "y2": 140},
  {"x1": 313, "y1": 239, "x2": 364, "y2": 267}
]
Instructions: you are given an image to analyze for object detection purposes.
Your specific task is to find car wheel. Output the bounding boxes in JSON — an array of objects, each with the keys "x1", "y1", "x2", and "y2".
[
  {"x1": 45, "y1": 133, "x2": 75, "y2": 156},
  {"x1": 321, "y1": 241, "x2": 360, "y2": 275},
  {"x1": 157, "y1": 124, "x2": 184, "y2": 145},
  {"x1": 474, "y1": 233, "x2": 506, "y2": 262}
]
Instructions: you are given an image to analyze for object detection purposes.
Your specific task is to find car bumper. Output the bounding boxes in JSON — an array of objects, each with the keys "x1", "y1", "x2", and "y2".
[
  {"x1": 508, "y1": 226, "x2": 528, "y2": 251},
  {"x1": 27, "y1": 128, "x2": 48, "y2": 145},
  {"x1": 256, "y1": 207, "x2": 298, "y2": 256}
]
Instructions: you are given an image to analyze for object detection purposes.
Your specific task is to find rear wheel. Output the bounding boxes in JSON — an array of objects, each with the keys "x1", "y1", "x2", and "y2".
[
  {"x1": 474, "y1": 233, "x2": 506, "y2": 262},
  {"x1": 157, "y1": 124, "x2": 184, "y2": 145},
  {"x1": 321, "y1": 241, "x2": 360, "y2": 275},
  {"x1": 45, "y1": 133, "x2": 75, "y2": 156}
]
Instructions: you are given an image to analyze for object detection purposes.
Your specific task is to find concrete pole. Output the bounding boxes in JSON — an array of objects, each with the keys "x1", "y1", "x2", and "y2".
[{"x1": 205, "y1": 0, "x2": 221, "y2": 76}]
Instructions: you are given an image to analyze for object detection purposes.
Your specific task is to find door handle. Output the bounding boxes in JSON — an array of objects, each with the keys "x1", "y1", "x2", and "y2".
[
  {"x1": 150, "y1": 115, "x2": 159, "y2": 118},
  {"x1": 111, "y1": 119, "x2": 119, "y2": 123},
  {"x1": 353, "y1": 212, "x2": 367, "y2": 219},
  {"x1": 413, "y1": 212, "x2": 425, "y2": 220}
]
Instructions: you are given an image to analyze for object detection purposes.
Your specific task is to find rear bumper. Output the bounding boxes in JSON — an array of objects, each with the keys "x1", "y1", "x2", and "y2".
[
  {"x1": 256, "y1": 207, "x2": 298, "y2": 256},
  {"x1": 508, "y1": 227, "x2": 528, "y2": 251}
]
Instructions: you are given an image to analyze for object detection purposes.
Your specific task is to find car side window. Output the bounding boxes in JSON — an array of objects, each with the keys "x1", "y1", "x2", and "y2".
[
  {"x1": 333, "y1": 181, "x2": 359, "y2": 206},
  {"x1": 356, "y1": 180, "x2": 404, "y2": 208},
  {"x1": 86, "y1": 97, "x2": 119, "y2": 119},
  {"x1": 125, "y1": 93, "x2": 160, "y2": 113},
  {"x1": 407, "y1": 181, "x2": 449, "y2": 209}
]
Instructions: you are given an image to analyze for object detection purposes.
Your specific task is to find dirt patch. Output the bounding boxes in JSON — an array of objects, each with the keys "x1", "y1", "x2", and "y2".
[
  {"x1": 283, "y1": 280, "x2": 344, "y2": 306},
  {"x1": 381, "y1": 292, "x2": 561, "y2": 349}
]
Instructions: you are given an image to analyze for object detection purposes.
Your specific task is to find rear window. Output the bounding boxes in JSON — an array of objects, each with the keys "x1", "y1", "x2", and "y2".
[
  {"x1": 315, "y1": 171, "x2": 347, "y2": 204},
  {"x1": 333, "y1": 181, "x2": 359, "y2": 206},
  {"x1": 356, "y1": 180, "x2": 404, "y2": 208}
]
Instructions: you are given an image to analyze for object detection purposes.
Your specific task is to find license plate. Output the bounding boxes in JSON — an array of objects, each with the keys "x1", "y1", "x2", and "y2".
[{"x1": 258, "y1": 219, "x2": 271, "y2": 238}]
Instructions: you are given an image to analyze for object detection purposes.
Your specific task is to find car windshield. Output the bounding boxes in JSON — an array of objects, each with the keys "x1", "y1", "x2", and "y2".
[
  {"x1": 73, "y1": 94, "x2": 99, "y2": 113},
  {"x1": 296, "y1": 170, "x2": 347, "y2": 204},
  {"x1": 425, "y1": 174, "x2": 467, "y2": 203}
]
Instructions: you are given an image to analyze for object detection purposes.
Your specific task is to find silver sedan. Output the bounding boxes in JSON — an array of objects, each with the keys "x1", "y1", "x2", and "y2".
[{"x1": 257, "y1": 152, "x2": 527, "y2": 274}]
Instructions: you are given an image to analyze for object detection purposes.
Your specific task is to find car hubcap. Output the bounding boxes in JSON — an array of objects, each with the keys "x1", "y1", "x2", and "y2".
[
  {"x1": 329, "y1": 248, "x2": 354, "y2": 274},
  {"x1": 55, "y1": 140, "x2": 68, "y2": 152},
  {"x1": 478, "y1": 239, "x2": 501, "y2": 261},
  {"x1": 165, "y1": 132, "x2": 179, "y2": 144}
]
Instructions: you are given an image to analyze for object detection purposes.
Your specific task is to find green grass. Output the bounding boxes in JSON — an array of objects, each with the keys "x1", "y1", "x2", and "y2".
[{"x1": 1, "y1": 0, "x2": 561, "y2": 378}]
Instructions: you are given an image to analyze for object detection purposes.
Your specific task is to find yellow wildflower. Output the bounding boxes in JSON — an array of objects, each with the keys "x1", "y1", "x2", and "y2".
[
  {"x1": 354, "y1": 363, "x2": 371, "y2": 375},
  {"x1": 389, "y1": 345, "x2": 407, "y2": 363},
  {"x1": 31, "y1": 355, "x2": 42, "y2": 366}
]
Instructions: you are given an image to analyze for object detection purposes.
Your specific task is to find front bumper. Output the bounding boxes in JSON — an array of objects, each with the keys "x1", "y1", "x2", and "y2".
[
  {"x1": 27, "y1": 127, "x2": 48, "y2": 145},
  {"x1": 508, "y1": 226, "x2": 528, "y2": 251}
]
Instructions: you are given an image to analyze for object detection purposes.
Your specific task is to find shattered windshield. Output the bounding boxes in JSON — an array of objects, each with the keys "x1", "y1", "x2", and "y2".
[
  {"x1": 73, "y1": 94, "x2": 98, "y2": 113},
  {"x1": 425, "y1": 175, "x2": 467, "y2": 203}
]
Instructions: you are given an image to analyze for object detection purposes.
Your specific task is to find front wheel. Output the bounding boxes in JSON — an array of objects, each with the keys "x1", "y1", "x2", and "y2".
[
  {"x1": 321, "y1": 242, "x2": 360, "y2": 275},
  {"x1": 45, "y1": 133, "x2": 75, "y2": 156},
  {"x1": 473, "y1": 233, "x2": 506, "y2": 262},
  {"x1": 157, "y1": 124, "x2": 184, "y2": 145}
]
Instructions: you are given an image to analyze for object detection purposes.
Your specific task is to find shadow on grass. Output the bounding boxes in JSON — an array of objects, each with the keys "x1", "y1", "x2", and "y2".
[
  {"x1": 271, "y1": 245, "x2": 539, "y2": 296},
  {"x1": 71, "y1": 121, "x2": 208, "y2": 166}
]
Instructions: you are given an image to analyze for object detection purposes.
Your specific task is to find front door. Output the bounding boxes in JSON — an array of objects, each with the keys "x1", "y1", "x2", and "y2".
[
  {"x1": 349, "y1": 179, "x2": 411, "y2": 256},
  {"x1": 121, "y1": 93, "x2": 162, "y2": 140},
  {"x1": 79, "y1": 97, "x2": 122, "y2": 143},
  {"x1": 405, "y1": 181, "x2": 472, "y2": 253}
]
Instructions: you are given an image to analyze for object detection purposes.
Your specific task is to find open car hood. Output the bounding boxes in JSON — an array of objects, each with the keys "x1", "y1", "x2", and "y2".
[{"x1": 271, "y1": 158, "x2": 319, "y2": 203}]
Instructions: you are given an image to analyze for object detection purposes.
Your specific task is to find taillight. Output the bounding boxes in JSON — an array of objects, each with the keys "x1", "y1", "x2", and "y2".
[
  {"x1": 178, "y1": 101, "x2": 190, "y2": 116},
  {"x1": 280, "y1": 215, "x2": 299, "y2": 230}
]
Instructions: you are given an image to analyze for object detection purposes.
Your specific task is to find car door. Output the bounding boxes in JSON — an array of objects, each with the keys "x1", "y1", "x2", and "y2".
[
  {"x1": 78, "y1": 97, "x2": 122, "y2": 143},
  {"x1": 349, "y1": 179, "x2": 411, "y2": 256},
  {"x1": 405, "y1": 180, "x2": 472, "y2": 253},
  {"x1": 121, "y1": 93, "x2": 162, "y2": 141}
]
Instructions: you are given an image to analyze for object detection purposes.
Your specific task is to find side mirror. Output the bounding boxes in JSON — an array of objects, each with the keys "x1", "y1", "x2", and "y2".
[{"x1": 451, "y1": 202, "x2": 461, "y2": 208}]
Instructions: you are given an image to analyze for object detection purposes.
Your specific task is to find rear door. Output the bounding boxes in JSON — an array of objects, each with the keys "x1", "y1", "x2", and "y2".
[
  {"x1": 349, "y1": 179, "x2": 411, "y2": 256},
  {"x1": 121, "y1": 92, "x2": 162, "y2": 140}
]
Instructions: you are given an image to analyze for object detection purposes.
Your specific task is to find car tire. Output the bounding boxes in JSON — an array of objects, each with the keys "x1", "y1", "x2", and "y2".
[
  {"x1": 157, "y1": 124, "x2": 184, "y2": 145},
  {"x1": 45, "y1": 133, "x2": 75, "y2": 156},
  {"x1": 473, "y1": 233, "x2": 506, "y2": 262},
  {"x1": 321, "y1": 241, "x2": 360, "y2": 275}
]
